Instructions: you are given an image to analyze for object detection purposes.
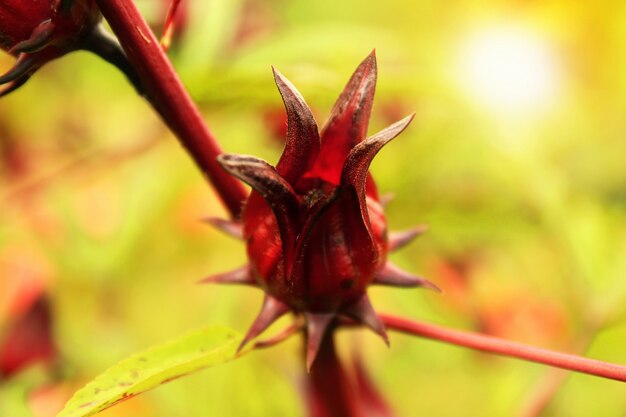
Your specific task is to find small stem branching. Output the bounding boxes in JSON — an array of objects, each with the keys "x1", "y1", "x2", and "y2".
[{"x1": 381, "y1": 313, "x2": 626, "y2": 383}]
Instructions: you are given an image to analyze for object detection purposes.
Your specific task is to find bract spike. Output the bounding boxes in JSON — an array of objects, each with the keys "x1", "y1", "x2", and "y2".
[
  {"x1": 201, "y1": 217, "x2": 243, "y2": 240},
  {"x1": 388, "y1": 224, "x2": 428, "y2": 252},
  {"x1": 253, "y1": 321, "x2": 304, "y2": 350},
  {"x1": 238, "y1": 296, "x2": 289, "y2": 353},
  {"x1": 198, "y1": 265, "x2": 256, "y2": 286},
  {"x1": 373, "y1": 262, "x2": 441, "y2": 292},
  {"x1": 305, "y1": 313, "x2": 335, "y2": 371},
  {"x1": 342, "y1": 296, "x2": 388, "y2": 345}
]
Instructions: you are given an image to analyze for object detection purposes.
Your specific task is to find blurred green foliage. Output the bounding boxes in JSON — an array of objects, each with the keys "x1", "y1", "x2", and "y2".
[{"x1": 1, "y1": 0, "x2": 626, "y2": 416}]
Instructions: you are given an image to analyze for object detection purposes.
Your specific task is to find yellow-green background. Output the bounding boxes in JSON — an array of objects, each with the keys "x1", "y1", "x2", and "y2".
[{"x1": 1, "y1": 0, "x2": 626, "y2": 416}]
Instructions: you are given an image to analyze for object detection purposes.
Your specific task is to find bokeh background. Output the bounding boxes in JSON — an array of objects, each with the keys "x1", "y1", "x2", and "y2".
[{"x1": 2, "y1": 0, "x2": 626, "y2": 416}]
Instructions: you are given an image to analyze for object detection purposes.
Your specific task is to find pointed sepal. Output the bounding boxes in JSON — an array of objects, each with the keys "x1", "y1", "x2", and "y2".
[
  {"x1": 389, "y1": 224, "x2": 428, "y2": 252},
  {"x1": 218, "y1": 153, "x2": 300, "y2": 253},
  {"x1": 373, "y1": 262, "x2": 441, "y2": 292},
  {"x1": 341, "y1": 114, "x2": 415, "y2": 200},
  {"x1": 238, "y1": 296, "x2": 289, "y2": 353},
  {"x1": 313, "y1": 51, "x2": 378, "y2": 184},
  {"x1": 305, "y1": 313, "x2": 334, "y2": 371},
  {"x1": 198, "y1": 265, "x2": 256, "y2": 287},
  {"x1": 331, "y1": 114, "x2": 415, "y2": 264},
  {"x1": 273, "y1": 67, "x2": 320, "y2": 184},
  {"x1": 323, "y1": 50, "x2": 377, "y2": 143},
  {"x1": 342, "y1": 296, "x2": 389, "y2": 346}
]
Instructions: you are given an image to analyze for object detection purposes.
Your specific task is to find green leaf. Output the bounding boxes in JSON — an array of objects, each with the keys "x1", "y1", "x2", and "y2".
[{"x1": 56, "y1": 326, "x2": 242, "y2": 417}]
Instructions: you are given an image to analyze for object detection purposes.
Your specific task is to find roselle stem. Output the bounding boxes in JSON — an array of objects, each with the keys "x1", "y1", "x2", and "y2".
[
  {"x1": 94, "y1": 0, "x2": 248, "y2": 218},
  {"x1": 380, "y1": 313, "x2": 626, "y2": 383},
  {"x1": 307, "y1": 333, "x2": 359, "y2": 417}
]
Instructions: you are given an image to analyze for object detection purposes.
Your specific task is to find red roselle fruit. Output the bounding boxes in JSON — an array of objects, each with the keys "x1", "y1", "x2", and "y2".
[
  {"x1": 0, "y1": 0, "x2": 141, "y2": 96},
  {"x1": 203, "y1": 51, "x2": 439, "y2": 369}
]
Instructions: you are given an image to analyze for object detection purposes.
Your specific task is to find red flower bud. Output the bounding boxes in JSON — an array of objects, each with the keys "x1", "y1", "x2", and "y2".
[
  {"x1": 0, "y1": 0, "x2": 100, "y2": 50},
  {"x1": 0, "y1": 0, "x2": 142, "y2": 96},
  {"x1": 204, "y1": 52, "x2": 439, "y2": 368},
  {"x1": 0, "y1": 0, "x2": 99, "y2": 95}
]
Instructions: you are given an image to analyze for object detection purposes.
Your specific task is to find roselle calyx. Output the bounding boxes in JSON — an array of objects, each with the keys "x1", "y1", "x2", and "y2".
[
  {"x1": 0, "y1": 0, "x2": 141, "y2": 96},
  {"x1": 204, "y1": 52, "x2": 439, "y2": 369}
]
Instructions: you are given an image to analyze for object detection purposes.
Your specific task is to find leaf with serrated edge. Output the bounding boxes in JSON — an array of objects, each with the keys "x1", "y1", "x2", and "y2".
[{"x1": 56, "y1": 326, "x2": 242, "y2": 417}]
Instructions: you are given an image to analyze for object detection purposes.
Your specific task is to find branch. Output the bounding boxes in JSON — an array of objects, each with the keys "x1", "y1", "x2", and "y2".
[
  {"x1": 93, "y1": 0, "x2": 248, "y2": 218},
  {"x1": 380, "y1": 313, "x2": 626, "y2": 383}
]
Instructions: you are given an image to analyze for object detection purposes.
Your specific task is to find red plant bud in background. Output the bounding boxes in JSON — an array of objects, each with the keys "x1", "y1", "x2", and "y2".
[
  {"x1": 0, "y1": 295, "x2": 57, "y2": 379},
  {"x1": 0, "y1": 0, "x2": 142, "y2": 96},
  {"x1": 204, "y1": 51, "x2": 439, "y2": 368}
]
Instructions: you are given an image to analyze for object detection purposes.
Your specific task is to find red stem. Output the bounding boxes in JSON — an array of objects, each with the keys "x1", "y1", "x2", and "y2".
[
  {"x1": 380, "y1": 313, "x2": 626, "y2": 383},
  {"x1": 93, "y1": 0, "x2": 248, "y2": 218},
  {"x1": 307, "y1": 333, "x2": 359, "y2": 417}
]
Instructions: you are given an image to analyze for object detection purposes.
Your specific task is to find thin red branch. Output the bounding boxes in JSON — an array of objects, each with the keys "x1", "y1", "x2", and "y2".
[
  {"x1": 380, "y1": 313, "x2": 626, "y2": 383},
  {"x1": 160, "y1": 0, "x2": 182, "y2": 50},
  {"x1": 94, "y1": 0, "x2": 247, "y2": 218},
  {"x1": 515, "y1": 333, "x2": 596, "y2": 417}
]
